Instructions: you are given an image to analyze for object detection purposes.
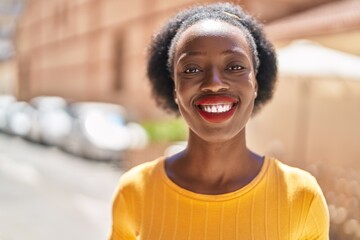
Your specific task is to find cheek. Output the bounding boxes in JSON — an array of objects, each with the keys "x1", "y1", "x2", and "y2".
[
  {"x1": 174, "y1": 83, "x2": 198, "y2": 121},
  {"x1": 243, "y1": 74, "x2": 257, "y2": 94},
  {"x1": 174, "y1": 79, "x2": 196, "y2": 103}
]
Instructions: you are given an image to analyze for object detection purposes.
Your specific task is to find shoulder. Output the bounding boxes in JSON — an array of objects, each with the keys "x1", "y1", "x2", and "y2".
[
  {"x1": 271, "y1": 158, "x2": 322, "y2": 194},
  {"x1": 267, "y1": 157, "x2": 326, "y2": 210},
  {"x1": 116, "y1": 157, "x2": 165, "y2": 193},
  {"x1": 269, "y1": 158, "x2": 329, "y2": 237},
  {"x1": 110, "y1": 159, "x2": 166, "y2": 236}
]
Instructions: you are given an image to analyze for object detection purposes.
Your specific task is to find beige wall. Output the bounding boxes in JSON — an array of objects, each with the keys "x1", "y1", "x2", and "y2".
[
  {"x1": 0, "y1": 59, "x2": 17, "y2": 95},
  {"x1": 247, "y1": 75, "x2": 360, "y2": 167}
]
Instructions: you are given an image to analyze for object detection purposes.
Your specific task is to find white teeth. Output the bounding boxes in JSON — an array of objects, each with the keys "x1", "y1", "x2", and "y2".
[{"x1": 201, "y1": 104, "x2": 233, "y2": 113}]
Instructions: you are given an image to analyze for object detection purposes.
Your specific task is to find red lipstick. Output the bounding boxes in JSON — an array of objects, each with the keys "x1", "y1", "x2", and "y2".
[{"x1": 195, "y1": 95, "x2": 238, "y2": 123}]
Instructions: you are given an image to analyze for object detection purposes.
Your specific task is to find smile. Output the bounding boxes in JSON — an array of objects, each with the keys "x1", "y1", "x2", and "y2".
[
  {"x1": 194, "y1": 95, "x2": 238, "y2": 123},
  {"x1": 199, "y1": 103, "x2": 234, "y2": 113}
]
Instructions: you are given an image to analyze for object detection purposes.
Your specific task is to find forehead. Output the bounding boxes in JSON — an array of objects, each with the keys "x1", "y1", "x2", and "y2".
[{"x1": 175, "y1": 19, "x2": 251, "y2": 56}]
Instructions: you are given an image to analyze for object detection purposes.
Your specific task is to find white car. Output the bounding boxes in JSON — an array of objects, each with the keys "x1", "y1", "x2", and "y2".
[
  {"x1": 0, "y1": 94, "x2": 16, "y2": 131},
  {"x1": 25, "y1": 96, "x2": 72, "y2": 146},
  {"x1": 59, "y1": 102, "x2": 148, "y2": 162},
  {"x1": 0, "y1": 101, "x2": 33, "y2": 137}
]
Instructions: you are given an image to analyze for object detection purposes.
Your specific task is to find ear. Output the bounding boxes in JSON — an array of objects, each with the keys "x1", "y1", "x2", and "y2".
[
  {"x1": 174, "y1": 89, "x2": 178, "y2": 104},
  {"x1": 254, "y1": 80, "x2": 258, "y2": 99}
]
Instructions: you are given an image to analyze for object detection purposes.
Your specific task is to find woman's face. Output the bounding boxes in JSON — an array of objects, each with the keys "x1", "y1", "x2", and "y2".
[{"x1": 173, "y1": 19, "x2": 258, "y2": 143}]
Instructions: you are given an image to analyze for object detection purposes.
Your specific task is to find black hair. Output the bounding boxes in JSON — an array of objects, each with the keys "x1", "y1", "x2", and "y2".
[{"x1": 147, "y1": 2, "x2": 277, "y2": 114}]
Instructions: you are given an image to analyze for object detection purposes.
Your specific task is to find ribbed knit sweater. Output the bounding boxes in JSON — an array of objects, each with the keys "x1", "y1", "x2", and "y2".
[{"x1": 110, "y1": 156, "x2": 329, "y2": 239}]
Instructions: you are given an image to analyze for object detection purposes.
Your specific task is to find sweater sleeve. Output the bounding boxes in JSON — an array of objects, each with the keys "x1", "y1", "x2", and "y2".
[
  {"x1": 301, "y1": 190, "x2": 330, "y2": 240},
  {"x1": 109, "y1": 185, "x2": 137, "y2": 240}
]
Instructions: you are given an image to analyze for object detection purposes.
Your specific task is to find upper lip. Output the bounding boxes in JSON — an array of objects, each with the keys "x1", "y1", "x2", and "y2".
[{"x1": 194, "y1": 94, "x2": 239, "y2": 106}]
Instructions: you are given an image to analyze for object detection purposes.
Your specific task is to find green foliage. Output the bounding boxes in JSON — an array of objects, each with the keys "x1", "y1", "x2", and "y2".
[{"x1": 141, "y1": 118, "x2": 188, "y2": 142}]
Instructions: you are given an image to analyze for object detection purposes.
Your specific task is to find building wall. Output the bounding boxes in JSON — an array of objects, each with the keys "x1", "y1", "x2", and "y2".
[
  {"x1": 247, "y1": 75, "x2": 360, "y2": 167},
  {"x1": 0, "y1": 59, "x2": 17, "y2": 95},
  {"x1": 15, "y1": 0, "x2": 220, "y2": 119}
]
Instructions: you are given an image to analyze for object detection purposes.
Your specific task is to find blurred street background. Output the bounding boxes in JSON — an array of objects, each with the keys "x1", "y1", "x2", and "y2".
[
  {"x1": 0, "y1": 133, "x2": 122, "y2": 240},
  {"x1": 0, "y1": 0, "x2": 360, "y2": 239}
]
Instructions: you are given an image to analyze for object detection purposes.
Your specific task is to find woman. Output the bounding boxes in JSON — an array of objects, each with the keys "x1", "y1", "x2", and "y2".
[{"x1": 110, "y1": 3, "x2": 329, "y2": 239}]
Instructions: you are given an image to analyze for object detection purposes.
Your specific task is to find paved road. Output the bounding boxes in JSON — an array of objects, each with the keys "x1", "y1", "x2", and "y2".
[{"x1": 0, "y1": 133, "x2": 123, "y2": 240}]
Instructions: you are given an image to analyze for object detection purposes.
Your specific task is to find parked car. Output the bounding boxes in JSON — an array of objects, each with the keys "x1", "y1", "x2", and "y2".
[
  {"x1": 25, "y1": 96, "x2": 72, "y2": 146},
  {"x1": 0, "y1": 100, "x2": 34, "y2": 137},
  {"x1": 59, "y1": 102, "x2": 148, "y2": 162},
  {"x1": 0, "y1": 94, "x2": 16, "y2": 131}
]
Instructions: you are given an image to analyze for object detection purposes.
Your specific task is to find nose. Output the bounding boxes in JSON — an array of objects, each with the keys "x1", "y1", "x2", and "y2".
[{"x1": 201, "y1": 67, "x2": 229, "y2": 92}]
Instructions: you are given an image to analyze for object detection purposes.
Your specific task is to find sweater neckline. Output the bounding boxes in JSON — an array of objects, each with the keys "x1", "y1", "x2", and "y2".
[{"x1": 157, "y1": 156, "x2": 271, "y2": 201}]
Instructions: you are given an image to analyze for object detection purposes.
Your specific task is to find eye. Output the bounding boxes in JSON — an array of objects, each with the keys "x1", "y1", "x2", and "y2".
[
  {"x1": 183, "y1": 67, "x2": 201, "y2": 74},
  {"x1": 226, "y1": 64, "x2": 244, "y2": 71}
]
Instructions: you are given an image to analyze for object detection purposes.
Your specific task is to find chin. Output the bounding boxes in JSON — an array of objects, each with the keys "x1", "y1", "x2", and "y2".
[{"x1": 190, "y1": 127, "x2": 245, "y2": 144}]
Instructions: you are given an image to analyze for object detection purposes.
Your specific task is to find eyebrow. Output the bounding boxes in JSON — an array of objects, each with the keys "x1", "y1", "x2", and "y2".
[
  {"x1": 178, "y1": 51, "x2": 206, "y2": 58},
  {"x1": 222, "y1": 47, "x2": 252, "y2": 64},
  {"x1": 222, "y1": 47, "x2": 249, "y2": 58},
  {"x1": 176, "y1": 47, "x2": 250, "y2": 65},
  {"x1": 176, "y1": 51, "x2": 205, "y2": 65}
]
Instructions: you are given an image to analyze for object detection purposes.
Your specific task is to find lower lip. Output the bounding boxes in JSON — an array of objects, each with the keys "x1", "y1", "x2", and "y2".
[{"x1": 196, "y1": 105, "x2": 237, "y2": 123}]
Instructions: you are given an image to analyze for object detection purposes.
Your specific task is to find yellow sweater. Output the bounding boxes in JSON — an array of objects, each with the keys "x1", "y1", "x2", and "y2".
[{"x1": 110, "y1": 157, "x2": 329, "y2": 239}]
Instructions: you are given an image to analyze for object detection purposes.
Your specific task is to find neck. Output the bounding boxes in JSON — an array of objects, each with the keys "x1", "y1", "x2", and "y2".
[
  {"x1": 170, "y1": 128, "x2": 261, "y2": 183},
  {"x1": 186, "y1": 129, "x2": 250, "y2": 165}
]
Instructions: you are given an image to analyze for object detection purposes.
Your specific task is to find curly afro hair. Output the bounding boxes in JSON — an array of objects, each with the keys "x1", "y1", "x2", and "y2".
[{"x1": 147, "y1": 2, "x2": 277, "y2": 115}]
